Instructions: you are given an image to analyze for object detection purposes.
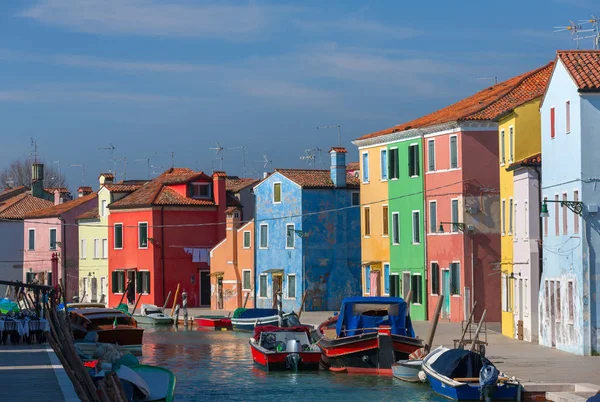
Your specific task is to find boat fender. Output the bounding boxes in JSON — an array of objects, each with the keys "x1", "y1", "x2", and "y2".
[
  {"x1": 479, "y1": 365, "x2": 499, "y2": 402},
  {"x1": 418, "y1": 371, "x2": 427, "y2": 383}
]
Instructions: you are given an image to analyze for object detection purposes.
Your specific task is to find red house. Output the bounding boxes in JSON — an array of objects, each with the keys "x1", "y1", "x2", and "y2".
[{"x1": 107, "y1": 168, "x2": 237, "y2": 308}]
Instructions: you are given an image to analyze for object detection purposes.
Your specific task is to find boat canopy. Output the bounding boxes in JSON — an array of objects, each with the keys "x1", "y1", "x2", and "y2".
[
  {"x1": 234, "y1": 308, "x2": 279, "y2": 319},
  {"x1": 430, "y1": 349, "x2": 493, "y2": 380},
  {"x1": 253, "y1": 325, "x2": 311, "y2": 341},
  {"x1": 335, "y1": 297, "x2": 415, "y2": 338}
]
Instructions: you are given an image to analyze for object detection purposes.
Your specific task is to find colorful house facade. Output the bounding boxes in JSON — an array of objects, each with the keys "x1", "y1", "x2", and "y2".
[
  {"x1": 225, "y1": 177, "x2": 258, "y2": 220},
  {"x1": 209, "y1": 208, "x2": 255, "y2": 310},
  {"x1": 253, "y1": 147, "x2": 361, "y2": 312},
  {"x1": 539, "y1": 50, "x2": 600, "y2": 355}
]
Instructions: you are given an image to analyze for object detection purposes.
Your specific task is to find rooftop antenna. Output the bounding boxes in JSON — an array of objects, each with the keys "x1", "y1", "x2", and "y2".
[
  {"x1": 476, "y1": 77, "x2": 498, "y2": 85},
  {"x1": 317, "y1": 125, "x2": 342, "y2": 146},
  {"x1": 300, "y1": 147, "x2": 324, "y2": 166},
  {"x1": 51, "y1": 160, "x2": 62, "y2": 191},
  {"x1": 69, "y1": 164, "x2": 86, "y2": 187},
  {"x1": 29, "y1": 137, "x2": 39, "y2": 165},
  {"x1": 98, "y1": 143, "x2": 117, "y2": 181},
  {"x1": 579, "y1": 16, "x2": 600, "y2": 49},
  {"x1": 135, "y1": 158, "x2": 151, "y2": 180},
  {"x1": 150, "y1": 164, "x2": 164, "y2": 176},
  {"x1": 153, "y1": 152, "x2": 175, "y2": 170},
  {"x1": 114, "y1": 156, "x2": 127, "y2": 181},
  {"x1": 253, "y1": 155, "x2": 272, "y2": 172},
  {"x1": 554, "y1": 20, "x2": 594, "y2": 49},
  {"x1": 209, "y1": 142, "x2": 224, "y2": 170}
]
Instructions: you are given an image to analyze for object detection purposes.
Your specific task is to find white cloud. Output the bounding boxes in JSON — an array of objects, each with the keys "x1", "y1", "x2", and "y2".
[
  {"x1": 19, "y1": 0, "x2": 292, "y2": 40},
  {"x1": 233, "y1": 79, "x2": 337, "y2": 105},
  {"x1": 293, "y1": 18, "x2": 419, "y2": 39}
]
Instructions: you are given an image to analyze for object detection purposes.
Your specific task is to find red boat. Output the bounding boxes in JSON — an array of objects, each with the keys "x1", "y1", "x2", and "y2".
[
  {"x1": 317, "y1": 297, "x2": 423, "y2": 375},
  {"x1": 249, "y1": 325, "x2": 321, "y2": 371},
  {"x1": 193, "y1": 315, "x2": 232, "y2": 331}
]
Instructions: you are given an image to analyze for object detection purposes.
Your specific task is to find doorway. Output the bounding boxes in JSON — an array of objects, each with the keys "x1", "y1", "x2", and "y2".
[
  {"x1": 442, "y1": 270, "x2": 451, "y2": 319},
  {"x1": 200, "y1": 271, "x2": 211, "y2": 306},
  {"x1": 390, "y1": 274, "x2": 400, "y2": 297},
  {"x1": 91, "y1": 277, "x2": 98, "y2": 303},
  {"x1": 550, "y1": 280, "x2": 556, "y2": 347},
  {"x1": 370, "y1": 270, "x2": 380, "y2": 296},
  {"x1": 216, "y1": 276, "x2": 224, "y2": 310},
  {"x1": 272, "y1": 274, "x2": 283, "y2": 307},
  {"x1": 127, "y1": 270, "x2": 137, "y2": 304}
]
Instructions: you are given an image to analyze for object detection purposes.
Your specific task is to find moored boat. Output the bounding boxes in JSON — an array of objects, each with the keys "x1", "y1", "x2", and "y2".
[
  {"x1": 317, "y1": 297, "x2": 423, "y2": 375},
  {"x1": 392, "y1": 359, "x2": 422, "y2": 382},
  {"x1": 93, "y1": 364, "x2": 176, "y2": 402},
  {"x1": 194, "y1": 315, "x2": 232, "y2": 330},
  {"x1": 231, "y1": 308, "x2": 301, "y2": 332},
  {"x1": 422, "y1": 346, "x2": 521, "y2": 401},
  {"x1": 249, "y1": 325, "x2": 321, "y2": 371},
  {"x1": 133, "y1": 304, "x2": 174, "y2": 326}
]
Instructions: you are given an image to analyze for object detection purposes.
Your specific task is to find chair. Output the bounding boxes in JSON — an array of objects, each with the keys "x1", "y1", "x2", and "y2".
[
  {"x1": 3, "y1": 320, "x2": 20, "y2": 345},
  {"x1": 28, "y1": 320, "x2": 46, "y2": 344}
]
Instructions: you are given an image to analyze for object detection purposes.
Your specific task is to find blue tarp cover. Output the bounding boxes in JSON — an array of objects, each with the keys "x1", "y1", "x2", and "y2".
[
  {"x1": 430, "y1": 349, "x2": 493, "y2": 379},
  {"x1": 238, "y1": 308, "x2": 279, "y2": 319},
  {"x1": 335, "y1": 296, "x2": 415, "y2": 338}
]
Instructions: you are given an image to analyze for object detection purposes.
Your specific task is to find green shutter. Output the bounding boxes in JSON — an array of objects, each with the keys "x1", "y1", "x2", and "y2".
[
  {"x1": 144, "y1": 272, "x2": 150, "y2": 294},
  {"x1": 111, "y1": 271, "x2": 119, "y2": 293},
  {"x1": 136, "y1": 271, "x2": 143, "y2": 294}
]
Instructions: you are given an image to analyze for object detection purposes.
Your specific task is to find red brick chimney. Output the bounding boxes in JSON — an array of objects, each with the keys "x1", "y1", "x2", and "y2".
[
  {"x1": 225, "y1": 207, "x2": 240, "y2": 264},
  {"x1": 78, "y1": 186, "x2": 93, "y2": 198},
  {"x1": 212, "y1": 171, "x2": 227, "y2": 238}
]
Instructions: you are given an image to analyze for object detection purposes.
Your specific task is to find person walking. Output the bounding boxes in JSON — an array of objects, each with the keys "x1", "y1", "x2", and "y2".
[{"x1": 126, "y1": 279, "x2": 135, "y2": 305}]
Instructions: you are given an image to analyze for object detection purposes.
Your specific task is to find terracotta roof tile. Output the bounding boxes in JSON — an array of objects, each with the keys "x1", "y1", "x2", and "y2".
[
  {"x1": 357, "y1": 63, "x2": 554, "y2": 141},
  {"x1": 329, "y1": 147, "x2": 348, "y2": 153},
  {"x1": 346, "y1": 162, "x2": 360, "y2": 171},
  {"x1": 0, "y1": 194, "x2": 54, "y2": 220},
  {"x1": 225, "y1": 177, "x2": 259, "y2": 193},
  {"x1": 23, "y1": 192, "x2": 97, "y2": 219},
  {"x1": 44, "y1": 187, "x2": 70, "y2": 195},
  {"x1": 557, "y1": 50, "x2": 600, "y2": 91},
  {"x1": 275, "y1": 169, "x2": 360, "y2": 189},
  {"x1": 212, "y1": 171, "x2": 227, "y2": 177},
  {"x1": 157, "y1": 168, "x2": 210, "y2": 185},
  {"x1": 78, "y1": 186, "x2": 93, "y2": 192},
  {"x1": 99, "y1": 173, "x2": 114, "y2": 179},
  {"x1": 506, "y1": 153, "x2": 542, "y2": 172},
  {"x1": 76, "y1": 207, "x2": 99, "y2": 220},
  {"x1": 153, "y1": 187, "x2": 215, "y2": 206},
  {"x1": 0, "y1": 186, "x2": 28, "y2": 202},
  {"x1": 103, "y1": 183, "x2": 145, "y2": 192}
]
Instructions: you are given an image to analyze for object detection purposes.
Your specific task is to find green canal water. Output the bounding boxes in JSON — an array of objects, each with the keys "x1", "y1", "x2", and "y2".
[{"x1": 139, "y1": 326, "x2": 447, "y2": 402}]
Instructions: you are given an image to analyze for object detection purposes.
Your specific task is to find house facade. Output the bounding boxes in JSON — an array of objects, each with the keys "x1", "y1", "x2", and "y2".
[
  {"x1": 539, "y1": 51, "x2": 600, "y2": 355},
  {"x1": 209, "y1": 209, "x2": 255, "y2": 310},
  {"x1": 225, "y1": 177, "x2": 258, "y2": 221},
  {"x1": 107, "y1": 168, "x2": 232, "y2": 308},
  {"x1": 254, "y1": 147, "x2": 361, "y2": 312}
]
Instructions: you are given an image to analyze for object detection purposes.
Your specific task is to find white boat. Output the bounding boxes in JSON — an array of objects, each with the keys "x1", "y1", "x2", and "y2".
[
  {"x1": 392, "y1": 359, "x2": 423, "y2": 382},
  {"x1": 133, "y1": 304, "x2": 174, "y2": 326}
]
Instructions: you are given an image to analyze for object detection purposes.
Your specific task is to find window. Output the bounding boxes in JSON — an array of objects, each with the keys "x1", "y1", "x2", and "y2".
[
  {"x1": 273, "y1": 182, "x2": 282, "y2": 203},
  {"x1": 286, "y1": 224, "x2": 295, "y2": 248},
  {"x1": 524, "y1": 278, "x2": 529, "y2": 316},
  {"x1": 556, "y1": 281, "x2": 561, "y2": 321},
  {"x1": 364, "y1": 207, "x2": 371, "y2": 237},
  {"x1": 390, "y1": 274, "x2": 400, "y2": 297},
  {"x1": 501, "y1": 199, "x2": 506, "y2": 235},
  {"x1": 362, "y1": 152, "x2": 369, "y2": 183},
  {"x1": 392, "y1": 212, "x2": 400, "y2": 245},
  {"x1": 389, "y1": 148, "x2": 399, "y2": 179},
  {"x1": 568, "y1": 281, "x2": 574, "y2": 322},
  {"x1": 550, "y1": 107, "x2": 555, "y2": 139},
  {"x1": 136, "y1": 271, "x2": 151, "y2": 294},
  {"x1": 450, "y1": 262, "x2": 460, "y2": 295},
  {"x1": 138, "y1": 223, "x2": 148, "y2": 248},
  {"x1": 514, "y1": 201, "x2": 518, "y2": 238},
  {"x1": 554, "y1": 194, "x2": 559, "y2": 236},
  {"x1": 502, "y1": 273, "x2": 508, "y2": 311},
  {"x1": 351, "y1": 192, "x2": 360, "y2": 206},
  {"x1": 509, "y1": 127, "x2": 514, "y2": 163},
  {"x1": 451, "y1": 199, "x2": 459, "y2": 233},
  {"x1": 428, "y1": 139, "x2": 435, "y2": 171},
  {"x1": 383, "y1": 264, "x2": 390, "y2": 295},
  {"x1": 28, "y1": 229, "x2": 35, "y2": 251},
  {"x1": 566, "y1": 101, "x2": 570, "y2": 133},
  {"x1": 574, "y1": 191, "x2": 579, "y2": 234},
  {"x1": 450, "y1": 135, "x2": 458, "y2": 169},
  {"x1": 364, "y1": 266, "x2": 371, "y2": 294},
  {"x1": 111, "y1": 271, "x2": 125, "y2": 293},
  {"x1": 562, "y1": 193, "x2": 568, "y2": 235},
  {"x1": 101, "y1": 239, "x2": 107, "y2": 259},
  {"x1": 259, "y1": 274, "x2": 268, "y2": 298},
  {"x1": 81, "y1": 239, "x2": 87, "y2": 259},
  {"x1": 26, "y1": 272, "x2": 36, "y2": 284},
  {"x1": 500, "y1": 129, "x2": 506, "y2": 164},
  {"x1": 509, "y1": 198, "x2": 513, "y2": 234},
  {"x1": 544, "y1": 197, "x2": 548, "y2": 237},
  {"x1": 47, "y1": 272, "x2": 53, "y2": 287},
  {"x1": 287, "y1": 274, "x2": 296, "y2": 299},
  {"x1": 243, "y1": 231, "x2": 251, "y2": 248},
  {"x1": 524, "y1": 201, "x2": 528, "y2": 237},
  {"x1": 259, "y1": 224, "x2": 268, "y2": 248},
  {"x1": 412, "y1": 274, "x2": 422, "y2": 304},
  {"x1": 412, "y1": 211, "x2": 420, "y2": 244},
  {"x1": 49, "y1": 228, "x2": 57, "y2": 250},
  {"x1": 242, "y1": 270, "x2": 252, "y2": 291},
  {"x1": 114, "y1": 224, "x2": 123, "y2": 249},
  {"x1": 402, "y1": 272, "x2": 411, "y2": 299},
  {"x1": 431, "y1": 263, "x2": 440, "y2": 294},
  {"x1": 408, "y1": 144, "x2": 420, "y2": 177},
  {"x1": 380, "y1": 149, "x2": 388, "y2": 181},
  {"x1": 429, "y1": 201, "x2": 437, "y2": 233},
  {"x1": 191, "y1": 183, "x2": 210, "y2": 199},
  {"x1": 382, "y1": 205, "x2": 389, "y2": 236},
  {"x1": 101, "y1": 199, "x2": 107, "y2": 217},
  {"x1": 93, "y1": 239, "x2": 100, "y2": 259}
]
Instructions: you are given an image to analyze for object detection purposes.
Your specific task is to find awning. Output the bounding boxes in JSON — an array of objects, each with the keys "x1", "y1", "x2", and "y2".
[
  {"x1": 361, "y1": 261, "x2": 382, "y2": 267},
  {"x1": 210, "y1": 271, "x2": 224, "y2": 277},
  {"x1": 263, "y1": 269, "x2": 284, "y2": 274}
]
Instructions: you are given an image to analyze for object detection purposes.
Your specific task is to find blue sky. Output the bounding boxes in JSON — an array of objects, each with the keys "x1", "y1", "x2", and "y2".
[{"x1": 0, "y1": 0, "x2": 597, "y2": 189}]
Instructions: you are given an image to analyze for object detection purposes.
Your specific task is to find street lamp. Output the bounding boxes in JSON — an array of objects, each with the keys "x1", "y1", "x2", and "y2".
[
  {"x1": 438, "y1": 222, "x2": 474, "y2": 234},
  {"x1": 540, "y1": 199, "x2": 583, "y2": 218}
]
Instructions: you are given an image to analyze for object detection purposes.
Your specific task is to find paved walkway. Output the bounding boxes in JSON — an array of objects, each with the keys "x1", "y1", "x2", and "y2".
[{"x1": 0, "y1": 344, "x2": 78, "y2": 402}]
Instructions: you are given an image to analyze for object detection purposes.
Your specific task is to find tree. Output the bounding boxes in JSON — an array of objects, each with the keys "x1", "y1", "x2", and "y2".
[{"x1": 0, "y1": 157, "x2": 68, "y2": 191}]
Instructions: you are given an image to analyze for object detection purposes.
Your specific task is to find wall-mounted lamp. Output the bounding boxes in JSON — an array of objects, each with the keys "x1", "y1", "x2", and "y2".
[
  {"x1": 438, "y1": 222, "x2": 474, "y2": 234},
  {"x1": 148, "y1": 237, "x2": 156, "y2": 245},
  {"x1": 540, "y1": 199, "x2": 583, "y2": 218}
]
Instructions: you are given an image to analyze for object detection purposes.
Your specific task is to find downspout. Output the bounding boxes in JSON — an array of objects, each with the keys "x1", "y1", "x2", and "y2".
[
  {"x1": 161, "y1": 207, "x2": 166, "y2": 304},
  {"x1": 534, "y1": 166, "x2": 543, "y2": 282},
  {"x1": 62, "y1": 217, "x2": 67, "y2": 301}
]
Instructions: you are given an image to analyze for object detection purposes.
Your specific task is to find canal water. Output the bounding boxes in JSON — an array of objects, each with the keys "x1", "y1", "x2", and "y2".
[{"x1": 140, "y1": 326, "x2": 447, "y2": 401}]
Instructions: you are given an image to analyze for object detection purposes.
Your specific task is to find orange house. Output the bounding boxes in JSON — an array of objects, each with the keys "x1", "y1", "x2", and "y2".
[{"x1": 209, "y1": 207, "x2": 255, "y2": 310}]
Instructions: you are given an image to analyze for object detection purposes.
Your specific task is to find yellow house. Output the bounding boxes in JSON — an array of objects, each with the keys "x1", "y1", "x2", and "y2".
[
  {"x1": 498, "y1": 62, "x2": 553, "y2": 338},
  {"x1": 353, "y1": 142, "x2": 390, "y2": 296}
]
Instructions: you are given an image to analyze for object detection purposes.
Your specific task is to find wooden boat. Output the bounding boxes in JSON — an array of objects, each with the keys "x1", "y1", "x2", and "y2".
[
  {"x1": 249, "y1": 325, "x2": 321, "y2": 371},
  {"x1": 422, "y1": 346, "x2": 521, "y2": 401},
  {"x1": 69, "y1": 307, "x2": 144, "y2": 353},
  {"x1": 133, "y1": 304, "x2": 174, "y2": 326},
  {"x1": 392, "y1": 359, "x2": 423, "y2": 382},
  {"x1": 317, "y1": 297, "x2": 423, "y2": 375},
  {"x1": 193, "y1": 315, "x2": 232, "y2": 330},
  {"x1": 94, "y1": 364, "x2": 176, "y2": 402},
  {"x1": 231, "y1": 308, "x2": 301, "y2": 332}
]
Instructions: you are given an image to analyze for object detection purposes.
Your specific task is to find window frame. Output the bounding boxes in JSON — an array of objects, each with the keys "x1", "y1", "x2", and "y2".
[
  {"x1": 427, "y1": 139, "x2": 436, "y2": 172},
  {"x1": 449, "y1": 135, "x2": 458, "y2": 169},
  {"x1": 243, "y1": 231, "x2": 251, "y2": 249},
  {"x1": 500, "y1": 129, "x2": 506, "y2": 165},
  {"x1": 408, "y1": 143, "x2": 420, "y2": 178},
  {"x1": 102, "y1": 238, "x2": 108, "y2": 259},
  {"x1": 81, "y1": 238, "x2": 87, "y2": 259},
  {"x1": 351, "y1": 191, "x2": 360, "y2": 206},
  {"x1": 93, "y1": 238, "x2": 100, "y2": 259},
  {"x1": 411, "y1": 210, "x2": 421, "y2": 245},
  {"x1": 450, "y1": 262, "x2": 460, "y2": 296},
  {"x1": 391, "y1": 211, "x2": 400, "y2": 245},
  {"x1": 554, "y1": 194, "x2": 559, "y2": 236},
  {"x1": 383, "y1": 263, "x2": 390, "y2": 296},
  {"x1": 411, "y1": 273, "x2": 423, "y2": 305},
  {"x1": 562, "y1": 192, "x2": 568, "y2": 235},
  {"x1": 114, "y1": 223, "x2": 123, "y2": 250},
  {"x1": 101, "y1": 199, "x2": 107, "y2": 217},
  {"x1": 362, "y1": 152, "x2": 370, "y2": 183},
  {"x1": 259, "y1": 224, "x2": 269, "y2": 249},
  {"x1": 364, "y1": 265, "x2": 371, "y2": 295},
  {"x1": 138, "y1": 270, "x2": 151, "y2": 295},
  {"x1": 242, "y1": 269, "x2": 252, "y2": 291},
  {"x1": 429, "y1": 200, "x2": 437, "y2": 234},
  {"x1": 28, "y1": 228, "x2": 35, "y2": 251},
  {"x1": 501, "y1": 198, "x2": 506, "y2": 235},
  {"x1": 430, "y1": 262, "x2": 440, "y2": 295},
  {"x1": 451, "y1": 198, "x2": 459, "y2": 233},
  {"x1": 565, "y1": 100, "x2": 571, "y2": 134},
  {"x1": 382, "y1": 205, "x2": 389, "y2": 237},
  {"x1": 567, "y1": 279, "x2": 574, "y2": 324},
  {"x1": 380, "y1": 149, "x2": 388, "y2": 181},
  {"x1": 49, "y1": 228, "x2": 57, "y2": 250},
  {"x1": 258, "y1": 274, "x2": 268, "y2": 298},
  {"x1": 190, "y1": 182, "x2": 211, "y2": 199},
  {"x1": 508, "y1": 197, "x2": 513, "y2": 235},
  {"x1": 550, "y1": 107, "x2": 556, "y2": 139},
  {"x1": 508, "y1": 126, "x2": 514, "y2": 163},
  {"x1": 573, "y1": 190, "x2": 579, "y2": 234},
  {"x1": 543, "y1": 196, "x2": 548, "y2": 237},
  {"x1": 138, "y1": 222, "x2": 148, "y2": 249},
  {"x1": 402, "y1": 271, "x2": 411, "y2": 300},
  {"x1": 388, "y1": 147, "x2": 399, "y2": 180},
  {"x1": 112, "y1": 270, "x2": 126, "y2": 294},
  {"x1": 286, "y1": 274, "x2": 297, "y2": 299},
  {"x1": 272, "y1": 182, "x2": 282, "y2": 204},
  {"x1": 285, "y1": 223, "x2": 295, "y2": 249},
  {"x1": 363, "y1": 206, "x2": 371, "y2": 237}
]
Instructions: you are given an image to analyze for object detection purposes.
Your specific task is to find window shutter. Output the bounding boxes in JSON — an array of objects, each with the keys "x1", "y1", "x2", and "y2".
[
  {"x1": 550, "y1": 107, "x2": 555, "y2": 138},
  {"x1": 136, "y1": 271, "x2": 143, "y2": 294},
  {"x1": 111, "y1": 271, "x2": 119, "y2": 293},
  {"x1": 413, "y1": 145, "x2": 419, "y2": 176},
  {"x1": 144, "y1": 272, "x2": 150, "y2": 294}
]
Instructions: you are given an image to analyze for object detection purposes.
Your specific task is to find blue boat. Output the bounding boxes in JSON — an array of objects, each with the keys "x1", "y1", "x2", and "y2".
[
  {"x1": 230, "y1": 308, "x2": 300, "y2": 332},
  {"x1": 422, "y1": 347, "x2": 521, "y2": 401}
]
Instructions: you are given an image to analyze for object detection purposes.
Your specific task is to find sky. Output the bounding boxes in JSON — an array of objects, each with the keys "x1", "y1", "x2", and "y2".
[{"x1": 0, "y1": 0, "x2": 597, "y2": 190}]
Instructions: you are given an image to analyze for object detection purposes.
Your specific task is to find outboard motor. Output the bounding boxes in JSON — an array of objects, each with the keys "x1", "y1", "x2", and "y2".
[
  {"x1": 285, "y1": 339, "x2": 301, "y2": 372},
  {"x1": 479, "y1": 365, "x2": 499, "y2": 402}
]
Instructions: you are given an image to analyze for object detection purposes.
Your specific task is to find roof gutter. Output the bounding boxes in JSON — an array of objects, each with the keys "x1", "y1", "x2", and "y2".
[{"x1": 353, "y1": 121, "x2": 460, "y2": 148}]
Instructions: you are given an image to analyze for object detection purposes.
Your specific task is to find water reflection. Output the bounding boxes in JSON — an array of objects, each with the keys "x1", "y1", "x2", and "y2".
[{"x1": 138, "y1": 324, "x2": 445, "y2": 401}]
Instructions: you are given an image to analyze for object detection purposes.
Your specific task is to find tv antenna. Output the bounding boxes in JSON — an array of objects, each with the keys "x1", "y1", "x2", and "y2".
[
  {"x1": 69, "y1": 164, "x2": 86, "y2": 186},
  {"x1": 209, "y1": 142, "x2": 245, "y2": 172},
  {"x1": 317, "y1": 125, "x2": 342, "y2": 146},
  {"x1": 476, "y1": 77, "x2": 498, "y2": 85},
  {"x1": 253, "y1": 155, "x2": 272, "y2": 172},
  {"x1": 300, "y1": 147, "x2": 324, "y2": 166},
  {"x1": 154, "y1": 152, "x2": 175, "y2": 169},
  {"x1": 135, "y1": 158, "x2": 151, "y2": 180},
  {"x1": 114, "y1": 157, "x2": 127, "y2": 181},
  {"x1": 554, "y1": 20, "x2": 595, "y2": 49},
  {"x1": 98, "y1": 144, "x2": 117, "y2": 180},
  {"x1": 50, "y1": 160, "x2": 63, "y2": 190},
  {"x1": 579, "y1": 15, "x2": 600, "y2": 49}
]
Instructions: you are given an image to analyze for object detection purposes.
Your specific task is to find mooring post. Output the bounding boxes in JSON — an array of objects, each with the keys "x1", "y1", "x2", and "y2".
[
  {"x1": 174, "y1": 304, "x2": 180, "y2": 327},
  {"x1": 182, "y1": 289, "x2": 188, "y2": 328}
]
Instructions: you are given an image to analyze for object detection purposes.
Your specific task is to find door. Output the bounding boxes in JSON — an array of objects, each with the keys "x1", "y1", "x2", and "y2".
[
  {"x1": 82, "y1": 277, "x2": 89, "y2": 302},
  {"x1": 100, "y1": 277, "x2": 107, "y2": 304},
  {"x1": 550, "y1": 280, "x2": 556, "y2": 347},
  {"x1": 200, "y1": 271, "x2": 211, "y2": 306},
  {"x1": 127, "y1": 270, "x2": 136, "y2": 304},
  {"x1": 272, "y1": 275, "x2": 283, "y2": 308},
  {"x1": 217, "y1": 276, "x2": 224, "y2": 310},
  {"x1": 442, "y1": 270, "x2": 451, "y2": 319},
  {"x1": 519, "y1": 278, "x2": 524, "y2": 320},
  {"x1": 91, "y1": 277, "x2": 98, "y2": 303},
  {"x1": 370, "y1": 270, "x2": 380, "y2": 296}
]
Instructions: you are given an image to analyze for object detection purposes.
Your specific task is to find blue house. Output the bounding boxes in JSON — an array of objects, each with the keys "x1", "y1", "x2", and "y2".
[
  {"x1": 253, "y1": 147, "x2": 362, "y2": 312},
  {"x1": 539, "y1": 50, "x2": 600, "y2": 355}
]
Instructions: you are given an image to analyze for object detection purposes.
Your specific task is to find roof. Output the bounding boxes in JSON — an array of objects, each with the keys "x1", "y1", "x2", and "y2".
[
  {"x1": 78, "y1": 186, "x2": 93, "y2": 192},
  {"x1": 346, "y1": 162, "x2": 360, "y2": 171},
  {"x1": 99, "y1": 173, "x2": 114, "y2": 179},
  {"x1": 274, "y1": 168, "x2": 360, "y2": 189},
  {"x1": 76, "y1": 207, "x2": 99, "y2": 220},
  {"x1": 103, "y1": 183, "x2": 146, "y2": 192},
  {"x1": 0, "y1": 193, "x2": 54, "y2": 220},
  {"x1": 506, "y1": 152, "x2": 542, "y2": 172},
  {"x1": 356, "y1": 63, "x2": 554, "y2": 141},
  {"x1": 157, "y1": 167, "x2": 210, "y2": 185},
  {"x1": 329, "y1": 147, "x2": 348, "y2": 153},
  {"x1": 23, "y1": 191, "x2": 97, "y2": 219},
  {"x1": 226, "y1": 177, "x2": 259, "y2": 193},
  {"x1": 557, "y1": 50, "x2": 600, "y2": 91},
  {"x1": 0, "y1": 186, "x2": 28, "y2": 202},
  {"x1": 44, "y1": 187, "x2": 70, "y2": 194}
]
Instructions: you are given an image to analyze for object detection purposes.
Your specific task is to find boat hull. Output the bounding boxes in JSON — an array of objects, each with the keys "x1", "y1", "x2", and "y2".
[
  {"x1": 427, "y1": 375, "x2": 520, "y2": 401},
  {"x1": 134, "y1": 315, "x2": 174, "y2": 326},
  {"x1": 392, "y1": 360, "x2": 422, "y2": 382},
  {"x1": 95, "y1": 328, "x2": 145, "y2": 347},
  {"x1": 232, "y1": 313, "x2": 296, "y2": 332},
  {"x1": 194, "y1": 316, "x2": 232, "y2": 330},
  {"x1": 249, "y1": 342, "x2": 321, "y2": 371},
  {"x1": 130, "y1": 365, "x2": 176, "y2": 402}
]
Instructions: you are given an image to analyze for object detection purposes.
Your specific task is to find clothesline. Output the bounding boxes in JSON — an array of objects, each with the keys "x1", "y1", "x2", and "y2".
[{"x1": 183, "y1": 247, "x2": 209, "y2": 263}]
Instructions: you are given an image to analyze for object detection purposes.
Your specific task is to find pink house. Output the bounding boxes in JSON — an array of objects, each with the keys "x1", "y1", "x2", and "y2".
[{"x1": 23, "y1": 191, "x2": 97, "y2": 301}]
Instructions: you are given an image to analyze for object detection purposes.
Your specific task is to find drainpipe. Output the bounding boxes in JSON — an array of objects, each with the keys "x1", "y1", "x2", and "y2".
[{"x1": 161, "y1": 207, "x2": 166, "y2": 305}]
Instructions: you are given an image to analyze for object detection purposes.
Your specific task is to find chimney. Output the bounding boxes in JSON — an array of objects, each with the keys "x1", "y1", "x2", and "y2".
[
  {"x1": 329, "y1": 147, "x2": 347, "y2": 188},
  {"x1": 31, "y1": 163, "x2": 44, "y2": 199},
  {"x1": 212, "y1": 171, "x2": 227, "y2": 237},
  {"x1": 263, "y1": 172, "x2": 268, "y2": 179},
  {"x1": 54, "y1": 189, "x2": 61, "y2": 205},
  {"x1": 99, "y1": 173, "x2": 114, "y2": 188},
  {"x1": 78, "y1": 186, "x2": 92, "y2": 198}
]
